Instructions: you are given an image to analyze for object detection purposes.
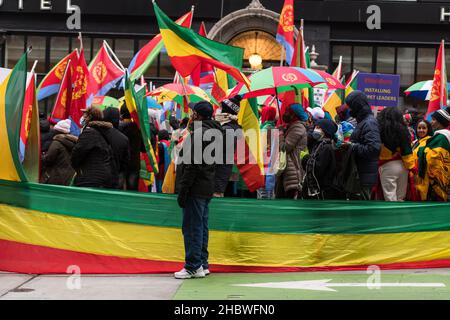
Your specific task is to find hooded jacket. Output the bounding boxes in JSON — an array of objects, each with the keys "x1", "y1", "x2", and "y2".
[
  {"x1": 176, "y1": 119, "x2": 223, "y2": 199},
  {"x1": 41, "y1": 134, "x2": 78, "y2": 185},
  {"x1": 345, "y1": 91, "x2": 381, "y2": 187},
  {"x1": 71, "y1": 121, "x2": 115, "y2": 188}
]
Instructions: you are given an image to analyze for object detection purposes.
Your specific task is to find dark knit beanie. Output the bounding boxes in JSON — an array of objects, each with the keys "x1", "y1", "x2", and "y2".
[
  {"x1": 221, "y1": 95, "x2": 242, "y2": 115},
  {"x1": 317, "y1": 119, "x2": 338, "y2": 138},
  {"x1": 192, "y1": 101, "x2": 214, "y2": 119},
  {"x1": 431, "y1": 107, "x2": 450, "y2": 128}
]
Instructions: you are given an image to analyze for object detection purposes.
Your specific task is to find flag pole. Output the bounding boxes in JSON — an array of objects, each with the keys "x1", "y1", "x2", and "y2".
[
  {"x1": 440, "y1": 39, "x2": 446, "y2": 108},
  {"x1": 78, "y1": 32, "x2": 83, "y2": 53},
  {"x1": 280, "y1": 47, "x2": 285, "y2": 66},
  {"x1": 30, "y1": 60, "x2": 38, "y2": 75},
  {"x1": 103, "y1": 40, "x2": 126, "y2": 71}
]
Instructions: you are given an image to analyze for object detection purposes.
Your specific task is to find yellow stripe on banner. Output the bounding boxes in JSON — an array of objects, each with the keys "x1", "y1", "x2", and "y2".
[
  {"x1": 2, "y1": 204, "x2": 450, "y2": 267},
  {"x1": 160, "y1": 29, "x2": 212, "y2": 60},
  {"x1": 0, "y1": 73, "x2": 21, "y2": 182}
]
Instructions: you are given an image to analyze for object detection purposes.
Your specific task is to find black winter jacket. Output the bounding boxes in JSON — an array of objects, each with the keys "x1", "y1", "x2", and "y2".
[
  {"x1": 176, "y1": 119, "x2": 223, "y2": 199},
  {"x1": 214, "y1": 120, "x2": 239, "y2": 193},
  {"x1": 71, "y1": 121, "x2": 115, "y2": 188},
  {"x1": 119, "y1": 120, "x2": 145, "y2": 172},
  {"x1": 102, "y1": 127, "x2": 130, "y2": 189},
  {"x1": 346, "y1": 91, "x2": 381, "y2": 187}
]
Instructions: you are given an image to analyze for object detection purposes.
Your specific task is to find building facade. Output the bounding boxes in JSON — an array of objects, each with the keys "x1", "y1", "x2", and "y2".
[{"x1": 1, "y1": 0, "x2": 450, "y2": 111}]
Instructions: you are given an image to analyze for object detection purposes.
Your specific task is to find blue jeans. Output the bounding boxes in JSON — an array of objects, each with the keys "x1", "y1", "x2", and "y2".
[{"x1": 182, "y1": 196, "x2": 210, "y2": 272}]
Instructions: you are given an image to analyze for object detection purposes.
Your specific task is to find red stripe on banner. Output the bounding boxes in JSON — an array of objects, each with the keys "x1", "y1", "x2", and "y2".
[
  {"x1": 170, "y1": 56, "x2": 249, "y2": 88},
  {"x1": 3, "y1": 239, "x2": 450, "y2": 274},
  {"x1": 0, "y1": 239, "x2": 182, "y2": 274}
]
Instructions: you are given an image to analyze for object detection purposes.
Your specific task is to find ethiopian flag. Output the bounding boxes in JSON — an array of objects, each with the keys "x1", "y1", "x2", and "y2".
[
  {"x1": 153, "y1": 2, "x2": 250, "y2": 88},
  {"x1": 128, "y1": 10, "x2": 193, "y2": 82},
  {"x1": 237, "y1": 97, "x2": 265, "y2": 192},
  {"x1": 0, "y1": 51, "x2": 28, "y2": 182},
  {"x1": 124, "y1": 70, "x2": 158, "y2": 174}
]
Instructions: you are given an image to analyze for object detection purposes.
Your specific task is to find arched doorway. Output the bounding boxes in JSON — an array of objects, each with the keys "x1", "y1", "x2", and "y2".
[
  {"x1": 228, "y1": 30, "x2": 282, "y2": 70},
  {"x1": 208, "y1": 0, "x2": 298, "y2": 72}
]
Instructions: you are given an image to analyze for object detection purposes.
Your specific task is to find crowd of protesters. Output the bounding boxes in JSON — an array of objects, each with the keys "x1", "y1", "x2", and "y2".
[
  {"x1": 37, "y1": 91, "x2": 450, "y2": 279},
  {"x1": 38, "y1": 90, "x2": 450, "y2": 203}
]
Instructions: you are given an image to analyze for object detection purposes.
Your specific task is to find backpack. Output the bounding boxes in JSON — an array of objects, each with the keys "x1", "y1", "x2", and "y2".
[{"x1": 333, "y1": 147, "x2": 361, "y2": 197}]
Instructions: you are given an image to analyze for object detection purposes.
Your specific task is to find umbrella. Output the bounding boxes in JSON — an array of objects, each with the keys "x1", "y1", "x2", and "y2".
[
  {"x1": 91, "y1": 96, "x2": 120, "y2": 110},
  {"x1": 310, "y1": 70, "x2": 345, "y2": 90},
  {"x1": 405, "y1": 80, "x2": 450, "y2": 101},
  {"x1": 147, "y1": 83, "x2": 219, "y2": 106},
  {"x1": 227, "y1": 67, "x2": 327, "y2": 99}
]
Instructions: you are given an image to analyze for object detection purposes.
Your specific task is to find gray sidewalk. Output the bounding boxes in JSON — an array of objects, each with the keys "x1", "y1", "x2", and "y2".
[{"x1": 0, "y1": 272, "x2": 182, "y2": 300}]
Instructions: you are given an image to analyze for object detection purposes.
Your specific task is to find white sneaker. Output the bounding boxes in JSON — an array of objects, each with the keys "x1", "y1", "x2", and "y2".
[
  {"x1": 174, "y1": 267, "x2": 205, "y2": 279},
  {"x1": 204, "y1": 269, "x2": 210, "y2": 276}
]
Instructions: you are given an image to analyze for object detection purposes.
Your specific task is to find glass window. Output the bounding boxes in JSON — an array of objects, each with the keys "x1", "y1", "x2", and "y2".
[
  {"x1": 27, "y1": 36, "x2": 47, "y2": 74},
  {"x1": 331, "y1": 45, "x2": 352, "y2": 76},
  {"x1": 114, "y1": 39, "x2": 133, "y2": 69},
  {"x1": 353, "y1": 46, "x2": 373, "y2": 73},
  {"x1": 6, "y1": 35, "x2": 25, "y2": 69},
  {"x1": 397, "y1": 47, "x2": 415, "y2": 87},
  {"x1": 416, "y1": 48, "x2": 436, "y2": 82},
  {"x1": 50, "y1": 37, "x2": 70, "y2": 68},
  {"x1": 376, "y1": 47, "x2": 395, "y2": 74},
  {"x1": 159, "y1": 52, "x2": 175, "y2": 77},
  {"x1": 0, "y1": 42, "x2": 5, "y2": 68}
]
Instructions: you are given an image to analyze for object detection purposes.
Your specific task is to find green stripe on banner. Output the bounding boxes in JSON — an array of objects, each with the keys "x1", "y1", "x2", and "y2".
[
  {"x1": 2, "y1": 180, "x2": 450, "y2": 235},
  {"x1": 5, "y1": 52, "x2": 28, "y2": 182}
]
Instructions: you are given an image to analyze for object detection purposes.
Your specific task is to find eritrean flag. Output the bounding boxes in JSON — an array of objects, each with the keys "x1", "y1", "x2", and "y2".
[
  {"x1": 128, "y1": 10, "x2": 193, "y2": 82},
  {"x1": 37, "y1": 50, "x2": 78, "y2": 101},
  {"x1": 70, "y1": 49, "x2": 89, "y2": 127},
  {"x1": 0, "y1": 51, "x2": 28, "y2": 182},
  {"x1": 50, "y1": 59, "x2": 72, "y2": 123},
  {"x1": 154, "y1": 2, "x2": 250, "y2": 88},
  {"x1": 237, "y1": 97, "x2": 265, "y2": 192},
  {"x1": 276, "y1": 0, "x2": 295, "y2": 65},
  {"x1": 19, "y1": 72, "x2": 36, "y2": 163},
  {"x1": 22, "y1": 72, "x2": 41, "y2": 183},
  {"x1": 87, "y1": 42, "x2": 125, "y2": 106},
  {"x1": 124, "y1": 70, "x2": 158, "y2": 174},
  {"x1": 426, "y1": 40, "x2": 448, "y2": 120}
]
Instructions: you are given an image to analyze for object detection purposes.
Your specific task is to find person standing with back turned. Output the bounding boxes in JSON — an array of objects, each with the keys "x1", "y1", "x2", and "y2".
[{"x1": 174, "y1": 101, "x2": 222, "y2": 279}]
